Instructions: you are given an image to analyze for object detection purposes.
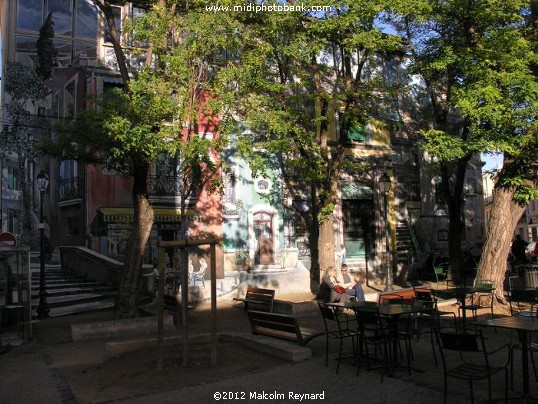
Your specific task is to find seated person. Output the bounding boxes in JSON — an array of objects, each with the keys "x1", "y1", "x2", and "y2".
[
  {"x1": 339, "y1": 264, "x2": 365, "y2": 301},
  {"x1": 323, "y1": 266, "x2": 350, "y2": 303}
]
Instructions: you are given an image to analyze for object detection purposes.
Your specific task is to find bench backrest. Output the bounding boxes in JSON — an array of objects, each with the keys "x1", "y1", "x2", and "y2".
[
  {"x1": 245, "y1": 287, "x2": 275, "y2": 312},
  {"x1": 247, "y1": 310, "x2": 302, "y2": 342}
]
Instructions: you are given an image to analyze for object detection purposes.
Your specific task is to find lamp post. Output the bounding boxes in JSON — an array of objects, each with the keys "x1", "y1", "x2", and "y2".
[
  {"x1": 36, "y1": 171, "x2": 50, "y2": 319},
  {"x1": 379, "y1": 173, "x2": 393, "y2": 292}
]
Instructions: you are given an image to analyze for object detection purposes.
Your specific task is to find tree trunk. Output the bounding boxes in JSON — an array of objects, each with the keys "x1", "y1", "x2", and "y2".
[
  {"x1": 318, "y1": 217, "x2": 334, "y2": 271},
  {"x1": 117, "y1": 164, "x2": 154, "y2": 318},
  {"x1": 309, "y1": 183, "x2": 321, "y2": 293},
  {"x1": 476, "y1": 186, "x2": 525, "y2": 301},
  {"x1": 447, "y1": 201, "x2": 464, "y2": 283},
  {"x1": 309, "y1": 224, "x2": 320, "y2": 294}
]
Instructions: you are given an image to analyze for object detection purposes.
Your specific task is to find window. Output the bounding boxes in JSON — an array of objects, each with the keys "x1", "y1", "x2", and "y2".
[
  {"x1": 7, "y1": 166, "x2": 21, "y2": 191},
  {"x1": 283, "y1": 218, "x2": 296, "y2": 248},
  {"x1": 223, "y1": 168, "x2": 237, "y2": 204},
  {"x1": 408, "y1": 181, "x2": 421, "y2": 202},
  {"x1": 64, "y1": 79, "x2": 77, "y2": 119},
  {"x1": 16, "y1": 0, "x2": 43, "y2": 31},
  {"x1": 15, "y1": 35, "x2": 38, "y2": 67},
  {"x1": 59, "y1": 159, "x2": 77, "y2": 180},
  {"x1": 53, "y1": 40, "x2": 72, "y2": 67},
  {"x1": 347, "y1": 123, "x2": 368, "y2": 143},
  {"x1": 75, "y1": 0, "x2": 98, "y2": 40},
  {"x1": 48, "y1": 0, "x2": 73, "y2": 36},
  {"x1": 435, "y1": 181, "x2": 445, "y2": 205},
  {"x1": 104, "y1": 6, "x2": 122, "y2": 43},
  {"x1": 7, "y1": 210, "x2": 21, "y2": 235}
]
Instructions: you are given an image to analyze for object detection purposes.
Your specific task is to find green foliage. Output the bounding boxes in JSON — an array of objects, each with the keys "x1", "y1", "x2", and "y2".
[
  {"x1": 223, "y1": 1, "x2": 401, "y2": 227},
  {"x1": 391, "y1": 0, "x2": 537, "y2": 200}
]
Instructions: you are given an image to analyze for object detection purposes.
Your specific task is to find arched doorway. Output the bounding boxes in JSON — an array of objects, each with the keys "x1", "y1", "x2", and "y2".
[{"x1": 253, "y1": 211, "x2": 274, "y2": 265}]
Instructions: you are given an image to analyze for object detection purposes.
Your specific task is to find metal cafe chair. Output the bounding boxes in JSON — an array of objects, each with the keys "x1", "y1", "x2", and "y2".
[
  {"x1": 458, "y1": 280, "x2": 495, "y2": 321},
  {"x1": 318, "y1": 302, "x2": 359, "y2": 374},
  {"x1": 353, "y1": 307, "x2": 406, "y2": 382},
  {"x1": 435, "y1": 329, "x2": 510, "y2": 404},
  {"x1": 411, "y1": 288, "x2": 458, "y2": 366},
  {"x1": 434, "y1": 266, "x2": 449, "y2": 288}
]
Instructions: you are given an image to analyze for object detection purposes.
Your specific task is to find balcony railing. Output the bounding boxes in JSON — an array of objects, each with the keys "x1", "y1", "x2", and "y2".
[
  {"x1": 147, "y1": 175, "x2": 180, "y2": 197},
  {"x1": 58, "y1": 177, "x2": 83, "y2": 203}
]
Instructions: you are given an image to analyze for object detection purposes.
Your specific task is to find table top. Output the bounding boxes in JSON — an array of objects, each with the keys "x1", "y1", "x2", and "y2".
[
  {"x1": 326, "y1": 300, "x2": 426, "y2": 316},
  {"x1": 473, "y1": 316, "x2": 538, "y2": 332},
  {"x1": 432, "y1": 286, "x2": 494, "y2": 298}
]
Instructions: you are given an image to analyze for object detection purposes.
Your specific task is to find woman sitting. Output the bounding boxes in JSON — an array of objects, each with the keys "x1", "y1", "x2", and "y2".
[{"x1": 322, "y1": 266, "x2": 350, "y2": 303}]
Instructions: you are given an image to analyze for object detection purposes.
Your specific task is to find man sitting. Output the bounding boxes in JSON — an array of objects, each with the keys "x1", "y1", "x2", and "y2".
[{"x1": 339, "y1": 264, "x2": 365, "y2": 302}]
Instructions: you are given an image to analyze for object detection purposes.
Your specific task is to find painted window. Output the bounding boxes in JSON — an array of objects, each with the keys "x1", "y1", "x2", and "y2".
[
  {"x1": 16, "y1": 0, "x2": 43, "y2": 31},
  {"x1": 75, "y1": 0, "x2": 98, "y2": 40},
  {"x1": 223, "y1": 168, "x2": 237, "y2": 204},
  {"x1": 64, "y1": 78, "x2": 77, "y2": 119},
  {"x1": 408, "y1": 181, "x2": 421, "y2": 202},
  {"x1": 59, "y1": 159, "x2": 77, "y2": 180},
  {"x1": 7, "y1": 210, "x2": 21, "y2": 235},
  {"x1": 48, "y1": 0, "x2": 73, "y2": 36},
  {"x1": 7, "y1": 166, "x2": 21, "y2": 191}
]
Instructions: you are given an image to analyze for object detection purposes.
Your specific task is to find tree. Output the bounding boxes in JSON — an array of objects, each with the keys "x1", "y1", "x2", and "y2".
[
  {"x1": 45, "y1": 1, "x2": 235, "y2": 317},
  {"x1": 474, "y1": 0, "x2": 538, "y2": 298},
  {"x1": 389, "y1": 0, "x2": 537, "y2": 287},
  {"x1": 226, "y1": 1, "x2": 404, "y2": 292}
]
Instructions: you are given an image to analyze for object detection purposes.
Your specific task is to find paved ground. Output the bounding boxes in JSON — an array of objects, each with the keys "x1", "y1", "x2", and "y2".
[{"x1": 0, "y1": 266, "x2": 536, "y2": 404}]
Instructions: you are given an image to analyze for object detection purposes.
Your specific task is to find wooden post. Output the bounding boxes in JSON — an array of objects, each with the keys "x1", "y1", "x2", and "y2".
[
  {"x1": 210, "y1": 243, "x2": 217, "y2": 366},
  {"x1": 158, "y1": 238, "x2": 219, "y2": 367},
  {"x1": 181, "y1": 245, "x2": 189, "y2": 367},
  {"x1": 157, "y1": 246, "x2": 165, "y2": 371}
]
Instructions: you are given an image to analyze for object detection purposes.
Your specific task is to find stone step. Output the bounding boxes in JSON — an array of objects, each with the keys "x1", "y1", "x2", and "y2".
[
  {"x1": 31, "y1": 291, "x2": 117, "y2": 309},
  {"x1": 47, "y1": 300, "x2": 115, "y2": 317},
  {"x1": 31, "y1": 285, "x2": 117, "y2": 298}
]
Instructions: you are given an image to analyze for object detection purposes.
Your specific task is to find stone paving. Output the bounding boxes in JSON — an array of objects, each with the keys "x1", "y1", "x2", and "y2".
[{"x1": 0, "y1": 265, "x2": 536, "y2": 404}]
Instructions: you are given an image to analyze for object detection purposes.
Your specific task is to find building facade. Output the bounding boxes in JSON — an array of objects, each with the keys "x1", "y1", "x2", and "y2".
[{"x1": 0, "y1": 0, "x2": 223, "y2": 276}]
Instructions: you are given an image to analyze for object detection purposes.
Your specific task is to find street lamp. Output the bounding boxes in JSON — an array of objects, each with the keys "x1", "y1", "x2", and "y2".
[
  {"x1": 379, "y1": 173, "x2": 393, "y2": 292},
  {"x1": 36, "y1": 171, "x2": 50, "y2": 319}
]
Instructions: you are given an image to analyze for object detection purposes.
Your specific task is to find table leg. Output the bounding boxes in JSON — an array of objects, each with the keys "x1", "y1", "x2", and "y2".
[
  {"x1": 460, "y1": 297, "x2": 467, "y2": 331},
  {"x1": 518, "y1": 330, "x2": 530, "y2": 396}
]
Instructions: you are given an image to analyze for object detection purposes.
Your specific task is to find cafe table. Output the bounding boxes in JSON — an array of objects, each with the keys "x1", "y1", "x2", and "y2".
[
  {"x1": 473, "y1": 316, "x2": 538, "y2": 398},
  {"x1": 326, "y1": 300, "x2": 426, "y2": 375},
  {"x1": 432, "y1": 286, "x2": 494, "y2": 330}
]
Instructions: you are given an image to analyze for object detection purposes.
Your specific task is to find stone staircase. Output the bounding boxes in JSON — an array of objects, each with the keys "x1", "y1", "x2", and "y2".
[
  {"x1": 31, "y1": 262, "x2": 117, "y2": 317},
  {"x1": 396, "y1": 223, "x2": 414, "y2": 267}
]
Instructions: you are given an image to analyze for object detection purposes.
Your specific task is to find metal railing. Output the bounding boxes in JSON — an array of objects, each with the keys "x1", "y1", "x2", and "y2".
[
  {"x1": 58, "y1": 177, "x2": 83, "y2": 202},
  {"x1": 147, "y1": 175, "x2": 180, "y2": 197}
]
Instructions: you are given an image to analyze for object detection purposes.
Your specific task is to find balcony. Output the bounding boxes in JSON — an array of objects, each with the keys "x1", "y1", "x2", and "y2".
[
  {"x1": 147, "y1": 175, "x2": 180, "y2": 197},
  {"x1": 58, "y1": 177, "x2": 83, "y2": 206}
]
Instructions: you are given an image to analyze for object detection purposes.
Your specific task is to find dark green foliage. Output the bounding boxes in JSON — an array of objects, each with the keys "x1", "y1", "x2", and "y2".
[{"x1": 36, "y1": 12, "x2": 57, "y2": 80}]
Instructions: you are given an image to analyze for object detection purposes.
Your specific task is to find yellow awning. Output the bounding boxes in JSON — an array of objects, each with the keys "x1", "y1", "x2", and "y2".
[{"x1": 99, "y1": 207, "x2": 196, "y2": 223}]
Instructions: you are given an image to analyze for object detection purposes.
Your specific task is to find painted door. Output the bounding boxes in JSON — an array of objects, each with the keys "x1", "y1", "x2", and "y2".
[
  {"x1": 342, "y1": 199, "x2": 374, "y2": 263},
  {"x1": 254, "y1": 212, "x2": 274, "y2": 265}
]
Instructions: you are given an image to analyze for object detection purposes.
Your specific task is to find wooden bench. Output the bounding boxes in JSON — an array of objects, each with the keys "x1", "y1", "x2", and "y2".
[
  {"x1": 233, "y1": 287, "x2": 275, "y2": 312},
  {"x1": 247, "y1": 310, "x2": 324, "y2": 346}
]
